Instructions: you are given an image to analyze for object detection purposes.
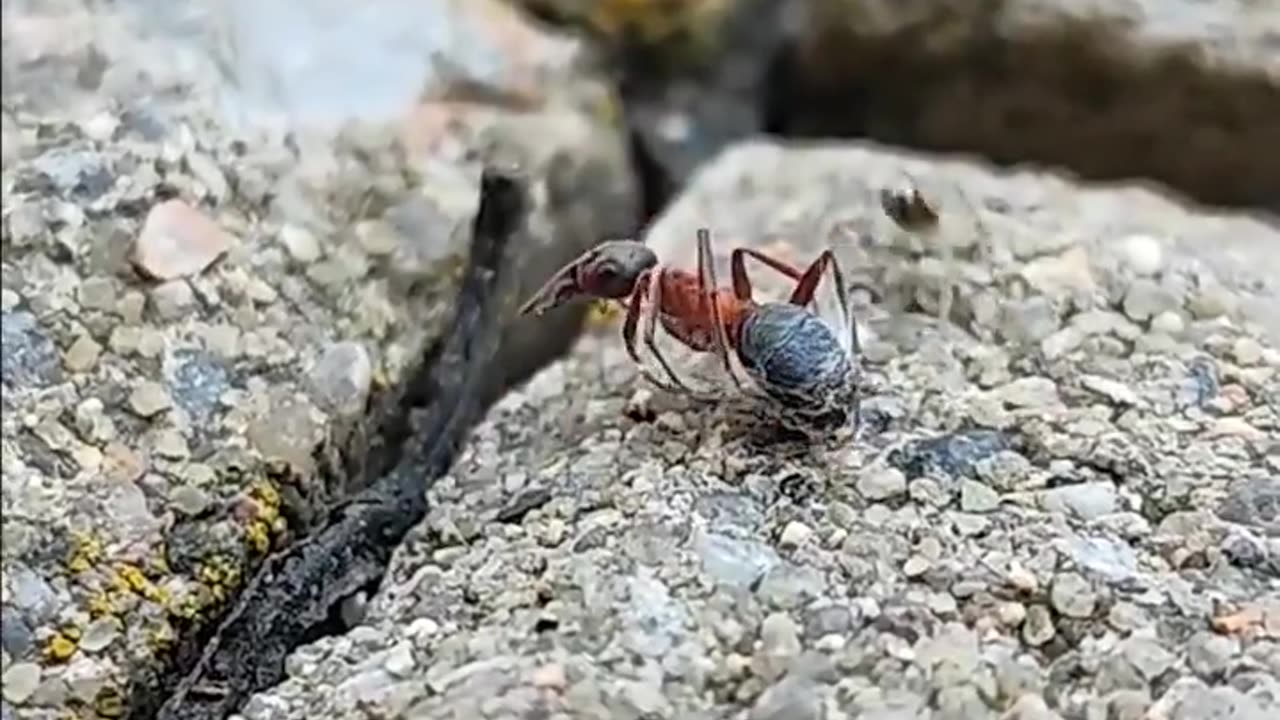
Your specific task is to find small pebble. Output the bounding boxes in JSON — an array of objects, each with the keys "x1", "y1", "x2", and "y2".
[
  {"x1": 959, "y1": 480, "x2": 1000, "y2": 513},
  {"x1": 858, "y1": 467, "x2": 907, "y2": 501},
  {"x1": 150, "y1": 279, "x2": 196, "y2": 320},
  {"x1": 63, "y1": 335, "x2": 102, "y2": 373},
  {"x1": 169, "y1": 485, "x2": 211, "y2": 516},
  {"x1": 1007, "y1": 563, "x2": 1038, "y2": 592},
  {"x1": 903, "y1": 555, "x2": 932, "y2": 577},
  {"x1": 1050, "y1": 572, "x2": 1096, "y2": 618},
  {"x1": 1231, "y1": 337, "x2": 1264, "y2": 366},
  {"x1": 1079, "y1": 374, "x2": 1139, "y2": 406},
  {"x1": 128, "y1": 381, "x2": 172, "y2": 417},
  {"x1": 1150, "y1": 310, "x2": 1184, "y2": 335},
  {"x1": 1120, "y1": 234, "x2": 1164, "y2": 276},
  {"x1": 1, "y1": 662, "x2": 40, "y2": 704},
  {"x1": 78, "y1": 617, "x2": 119, "y2": 652},
  {"x1": 779, "y1": 521, "x2": 813, "y2": 549},
  {"x1": 1022, "y1": 605, "x2": 1056, "y2": 646},
  {"x1": 152, "y1": 425, "x2": 189, "y2": 458},
  {"x1": 531, "y1": 662, "x2": 567, "y2": 690},
  {"x1": 280, "y1": 224, "x2": 322, "y2": 263},
  {"x1": 77, "y1": 277, "x2": 117, "y2": 311},
  {"x1": 382, "y1": 642, "x2": 417, "y2": 678},
  {"x1": 133, "y1": 199, "x2": 232, "y2": 280}
]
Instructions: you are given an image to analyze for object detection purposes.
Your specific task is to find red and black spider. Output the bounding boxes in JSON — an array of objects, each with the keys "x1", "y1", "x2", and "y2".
[{"x1": 519, "y1": 228, "x2": 864, "y2": 433}]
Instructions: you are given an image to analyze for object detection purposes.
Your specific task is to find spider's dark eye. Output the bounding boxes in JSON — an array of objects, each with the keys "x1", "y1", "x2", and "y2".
[{"x1": 591, "y1": 261, "x2": 634, "y2": 298}]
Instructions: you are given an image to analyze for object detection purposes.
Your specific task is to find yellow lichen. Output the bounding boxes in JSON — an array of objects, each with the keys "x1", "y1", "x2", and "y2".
[
  {"x1": 67, "y1": 532, "x2": 103, "y2": 574},
  {"x1": 145, "y1": 583, "x2": 171, "y2": 605},
  {"x1": 246, "y1": 520, "x2": 271, "y2": 554},
  {"x1": 94, "y1": 686, "x2": 126, "y2": 718},
  {"x1": 243, "y1": 481, "x2": 284, "y2": 553},
  {"x1": 87, "y1": 591, "x2": 117, "y2": 619},
  {"x1": 116, "y1": 563, "x2": 148, "y2": 592},
  {"x1": 109, "y1": 563, "x2": 167, "y2": 603},
  {"x1": 251, "y1": 481, "x2": 281, "y2": 511},
  {"x1": 198, "y1": 555, "x2": 242, "y2": 603},
  {"x1": 586, "y1": 299, "x2": 624, "y2": 328},
  {"x1": 146, "y1": 553, "x2": 171, "y2": 576},
  {"x1": 146, "y1": 622, "x2": 176, "y2": 653},
  {"x1": 166, "y1": 591, "x2": 207, "y2": 621},
  {"x1": 43, "y1": 633, "x2": 78, "y2": 663}
]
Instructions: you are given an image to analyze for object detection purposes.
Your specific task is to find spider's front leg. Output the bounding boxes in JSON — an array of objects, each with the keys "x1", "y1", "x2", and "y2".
[{"x1": 621, "y1": 268, "x2": 697, "y2": 395}]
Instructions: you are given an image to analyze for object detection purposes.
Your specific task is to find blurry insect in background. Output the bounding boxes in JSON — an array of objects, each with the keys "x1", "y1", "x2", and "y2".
[
  {"x1": 519, "y1": 229, "x2": 865, "y2": 436},
  {"x1": 878, "y1": 171, "x2": 987, "y2": 323}
]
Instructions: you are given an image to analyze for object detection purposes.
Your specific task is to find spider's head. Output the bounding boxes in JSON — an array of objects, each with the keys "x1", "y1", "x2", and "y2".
[{"x1": 519, "y1": 240, "x2": 657, "y2": 316}]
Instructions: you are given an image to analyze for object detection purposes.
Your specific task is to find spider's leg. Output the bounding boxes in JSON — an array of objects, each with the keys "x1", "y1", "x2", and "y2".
[
  {"x1": 826, "y1": 253, "x2": 864, "y2": 433},
  {"x1": 621, "y1": 270, "x2": 650, "y2": 366},
  {"x1": 787, "y1": 250, "x2": 864, "y2": 355},
  {"x1": 697, "y1": 229, "x2": 745, "y2": 392},
  {"x1": 623, "y1": 270, "x2": 683, "y2": 393},
  {"x1": 730, "y1": 246, "x2": 806, "y2": 306},
  {"x1": 828, "y1": 253, "x2": 860, "y2": 358},
  {"x1": 642, "y1": 268, "x2": 698, "y2": 395}
]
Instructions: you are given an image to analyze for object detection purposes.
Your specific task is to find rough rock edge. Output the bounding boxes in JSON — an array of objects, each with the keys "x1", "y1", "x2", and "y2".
[{"x1": 140, "y1": 168, "x2": 531, "y2": 720}]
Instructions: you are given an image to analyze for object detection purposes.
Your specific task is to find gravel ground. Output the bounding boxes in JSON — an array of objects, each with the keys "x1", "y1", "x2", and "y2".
[{"x1": 232, "y1": 140, "x2": 1279, "y2": 719}]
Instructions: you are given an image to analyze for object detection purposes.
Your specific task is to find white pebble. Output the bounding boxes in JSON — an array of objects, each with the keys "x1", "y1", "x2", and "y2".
[{"x1": 1120, "y1": 234, "x2": 1164, "y2": 276}]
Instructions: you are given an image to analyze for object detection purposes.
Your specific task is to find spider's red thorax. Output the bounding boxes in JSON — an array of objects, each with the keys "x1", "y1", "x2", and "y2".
[{"x1": 656, "y1": 269, "x2": 751, "y2": 352}]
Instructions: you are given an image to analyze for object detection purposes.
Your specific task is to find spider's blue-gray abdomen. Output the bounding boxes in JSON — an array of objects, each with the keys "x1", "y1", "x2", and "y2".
[{"x1": 735, "y1": 303, "x2": 859, "y2": 431}]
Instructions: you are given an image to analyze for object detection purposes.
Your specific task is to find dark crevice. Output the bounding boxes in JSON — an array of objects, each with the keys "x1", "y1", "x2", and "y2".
[
  {"x1": 127, "y1": 168, "x2": 531, "y2": 720},
  {"x1": 613, "y1": 2, "x2": 1278, "y2": 216},
  {"x1": 761, "y1": 9, "x2": 1280, "y2": 212}
]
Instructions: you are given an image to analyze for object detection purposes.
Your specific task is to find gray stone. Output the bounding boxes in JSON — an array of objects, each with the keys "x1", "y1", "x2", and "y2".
[
  {"x1": 697, "y1": 532, "x2": 780, "y2": 589},
  {"x1": 0, "y1": 663, "x2": 40, "y2": 704},
  {"x1": 63, "y1": 334, "x2": 102, "y2": 373},
  {"x1": 1049, "y1": 572, "x2": 1096, "y2": 618},
  {"x1": 77, "y1": 276, "x2": 119, "y2": 311},
  {"x1": 150, "y1": 278, "x2": 197, "y2": 320},
  {"x1": 995, "y1": 376, "x2": 1059, "y2": 409},
  {"x1": 78, "y1": 617, "x2": 120, "y2": 653},
  {"x1": 959, "y1": 479, "x2": 1000, "y2": 513},
  {"x1": 0, "y1": 608, "x2": 32, "y2": 658},
  {"x1": 1023, "y1": 605, "x2": 1055, "y2": 646},
  {"x1": 1186, "y1": 631, "x2": 1239, "y2": 680},
  {"x1": 8, "y1": 566, "x2": 57, "y2": 620},
  {"x1": 1168, "y1": 685, "x2": 1268, "y2": 720},
  {"x1": 309, "y1": 341, "x2": 373, "y2": 418},
  {"x1": 1043, "y1": 482, "x2": 1119, "y2": 521},
  {"x1": 749, "y1": 675, "x2": 819, "y2": 720},
  {"x1": 1120, "y1": 636, "x2": 1176, "y2": 681},
  {"x1": 756, "y1": 612, "x2": 802, "y2": 681},
  {"x1": 128, "y1": 380, "x2": 173, "y2": 417},
  {"x1": 1, "y1": 312, "x2": 63, "y2": 387},
  {"x1": 168, "y1": 349, "x2": 231, "y2": 426},
  {"x1": 1123, "y1": 279, "x2": 1181, "y2": 322},
  {"x1": 858, "y1": 467, "x2": 907, "y2": 500},
  {"x1": 169, "y1": 485, "x2": 212, "y2": 516},
  {"x1": 1065, "y1": 535, "x2": 1137, "y2": 583}
]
